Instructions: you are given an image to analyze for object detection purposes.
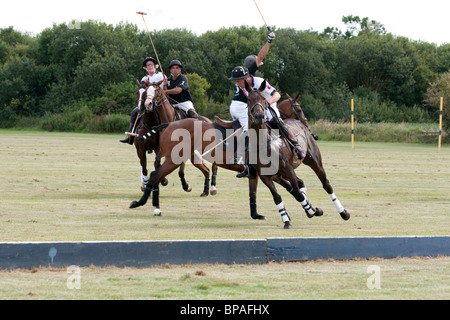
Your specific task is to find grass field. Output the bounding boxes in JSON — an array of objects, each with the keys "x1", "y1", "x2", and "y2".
[
  {"x1": 0, "y1": 130, "x2": 448, "y2": 241},
  {"x1": 1, "y1": 257, "x2": 449, "y2": 300},
  {"x1": 0, "y1": 130, "x2": 449, "y2": 300}
]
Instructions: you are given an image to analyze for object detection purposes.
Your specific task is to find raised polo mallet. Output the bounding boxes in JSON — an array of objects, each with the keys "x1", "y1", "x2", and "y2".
[
  {"x1": 137, "y1": 11, "x2": 165, "y2": 77},
  {"x1": 252, "y1": 0, "x2": 272, "y2": 32}
]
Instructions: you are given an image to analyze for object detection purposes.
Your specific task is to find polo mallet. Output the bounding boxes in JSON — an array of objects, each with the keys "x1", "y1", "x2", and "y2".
[
  {"x1": 194, "y1": 126, "x2": 244, "y2": 164},
  {"x1": 252, "y1": 0, "x2": 272, "y2": 32},
  {"x1": 137, "y1": 12, "x2": 166, "y2": 77},
  {"x1": 124, "y1": 114, "x2": 141, "y2": 137}
]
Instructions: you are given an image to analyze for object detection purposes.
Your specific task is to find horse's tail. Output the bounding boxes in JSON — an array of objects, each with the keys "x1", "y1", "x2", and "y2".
[{"x1": 141, "y1": 123, "x2": 169, "y2": 141}]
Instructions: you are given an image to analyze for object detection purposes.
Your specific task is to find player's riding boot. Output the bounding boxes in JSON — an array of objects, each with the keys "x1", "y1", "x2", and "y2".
[
  {"x1": 187, "y1": 109, "x2": 198, "y2": 119},
  {"x1": 236, "y1": 163, "x2": 250, "y2": 178},
  {"x1": 278, "y1": 119, "x2": 306, "y2": 160},
  {"x1": 120, "y1": 108, "x2": 139, "y2": 145},
  {"x1": 120, "y1": 122, "x2": 135, "y2": 145},
  {"x1": 236, "y1": 134, "x2": 250, "y2": 178},
  {"x1": 120, "y1": 135, "x2": 134, "y2": 145}
]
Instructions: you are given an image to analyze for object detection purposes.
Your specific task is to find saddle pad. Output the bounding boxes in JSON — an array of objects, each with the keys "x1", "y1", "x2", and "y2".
[{"x1": 213, "y1": 122, "x2": 240, "y2": 152}]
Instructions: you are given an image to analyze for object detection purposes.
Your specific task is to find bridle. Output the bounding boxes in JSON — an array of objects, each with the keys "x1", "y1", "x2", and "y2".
[
  {"x1": 248, "y1": 90, "x2": 267, "y2": 124},
  {"x1": 137, "y1": 86, "x2": 148, "y2": 113},
  {"x1": 145, "y1": 84, "x2": 169, "y2": 113},
  {"x1": 289, "y1": 98, "x2": 302, "y2": 118}
]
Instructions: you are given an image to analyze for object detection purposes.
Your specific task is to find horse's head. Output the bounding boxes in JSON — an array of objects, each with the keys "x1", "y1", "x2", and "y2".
[
  {"x1": 144, "y1": 80, "x2": 165, "y2": 112},
  {"x1": 246, "y1": 80, "x2": 267, "y2": 127},
  {"x1": 136, "y1": 81, "x2": 149, "y2": 114}
]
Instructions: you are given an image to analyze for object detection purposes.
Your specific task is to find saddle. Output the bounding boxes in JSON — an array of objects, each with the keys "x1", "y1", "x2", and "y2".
[
  {"x1": 213, "y1": 116, "x2": 242, "y2": 152},
  {"x1": 214, "y1": 116, "x2": 241, "y2": 131}
]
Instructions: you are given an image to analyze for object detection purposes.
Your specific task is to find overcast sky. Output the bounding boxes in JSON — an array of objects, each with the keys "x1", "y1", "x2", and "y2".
[{"x1": 1, "y1": 0, "x2": 449, "y2": 45}]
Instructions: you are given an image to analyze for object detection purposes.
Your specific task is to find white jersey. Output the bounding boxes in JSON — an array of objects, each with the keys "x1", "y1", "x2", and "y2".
[{"x1": 141, "y1": 71, "x2": 166, "y2": 89}]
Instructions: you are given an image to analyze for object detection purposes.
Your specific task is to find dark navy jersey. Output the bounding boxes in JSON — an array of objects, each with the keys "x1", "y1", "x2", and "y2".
[
  {"x1": 232, "y1": 84, "x2": 249, "y2": 103},
  {"x1": 247, "y1": 62, "x2": 258, "y2": 76},
  {"x1": 167, "y1": 74, "x2": 193, "y2": 103}
]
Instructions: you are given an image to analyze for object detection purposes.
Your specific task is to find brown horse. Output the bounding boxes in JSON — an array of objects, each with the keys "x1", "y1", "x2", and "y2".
[
  {"x1": 129, "y1": 81, "x2": 349, "y2": 228},
  {"x1": 242, "y1": 80, "x2": 327, "y2": 229},
  {"x1": 277, "y1": 95, "x2": 350, "y2": 221},
  {"x1": 132, "y1": 81, "x2": 217, "y2": 204}
]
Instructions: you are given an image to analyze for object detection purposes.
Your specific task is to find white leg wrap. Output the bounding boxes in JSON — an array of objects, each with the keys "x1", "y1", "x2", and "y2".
[
  {"x1": 330, "y1": 193, "x2": 344, "y2": 213},
  {"x1": 141, "y1": 167, "x2": 148, "y2": 185},
  {"x1": 277, "y1": 202, "x2": 290, "y2": 223},
  {"x1": 301, "y1": 200, "x2": 316, "y2": 216},
  {"x1": 300, "y1": 187, "x2": 307, "y2": 199}
]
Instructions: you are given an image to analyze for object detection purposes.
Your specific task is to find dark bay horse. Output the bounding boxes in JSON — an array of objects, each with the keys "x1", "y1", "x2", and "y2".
[
  {"x1": 242, "y1": 80, "x2": 326, "y2": 229},
  {"x1": 129, "y1": 81, "x2": 349, "y2": 228},
  {"x1": 133, "y1": 81, "x2": 217, "y2": 202},
  {"x1": 277, "y1": 94, "x2": 350, "y2": 221}
]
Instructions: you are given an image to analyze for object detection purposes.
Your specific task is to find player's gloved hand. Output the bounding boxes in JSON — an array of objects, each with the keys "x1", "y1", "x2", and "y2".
[{"x1": 267, "y1": 27, "x2": 276, "y2": 43}]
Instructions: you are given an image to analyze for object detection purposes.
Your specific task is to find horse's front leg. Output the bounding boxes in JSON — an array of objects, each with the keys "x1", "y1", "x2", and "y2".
[
  {"x1": 137, "y1": 148, "x2": 149, "y2": 192},
  {"x1": 304, "y1": 156, "x2": 349, "y2": 220},
  {"x1": 273, "y1": 175, "x2": 320, "y2": 217},
  {"x1": 130, "y1": 160, "x2": 180, "y2": 215},
  {"x1": 249, "y1": 176, "x2": 266, "y2": 220},
  {"x1": 284, "y1": 170, "x2": 323, "y2": 219},
  {"x1": 259, "y1": 175, "x2": 291, "y2": 229}
]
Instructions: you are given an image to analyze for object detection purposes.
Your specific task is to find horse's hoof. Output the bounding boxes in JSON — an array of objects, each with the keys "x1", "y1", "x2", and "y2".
[
  {"x1": 154, "y1": 208, "x2": 162, "y2": 216},
  {"x1": 200, "y1": 192, "x2": 209, "y2": 197},
  {"x1": 186, "y1": 186, "x2": 192, "y2": 193},
  {"x1": 340, "y1": 210, "x2": 350, "y2": 221},
  {"x1": 141, "y1": 186, "x2": 146, "y2": 192},
  {"x1": 161, "y1": 178, "x2": 168, "y2": 187},
  {"x1": 284, "y1": 222, "x2": 292, "y2": 229},
  {"x1": 315, "y1": 208, "x2": 324, "y2": 217},
  {"x1": 129, "y1": 201, "x2": 141, "y2": 209},
  {"x1": 210, "y1": 187, "x2": 217, "y2": 196},
  {"x1": 252, "y1": 214, "x2": 267, "y2": 221},
  {"x1": 306, "y1": 211, "x2": 315, "y2": 219}
]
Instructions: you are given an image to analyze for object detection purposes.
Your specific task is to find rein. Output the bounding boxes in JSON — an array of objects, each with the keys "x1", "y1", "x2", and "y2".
[
  {"x1": 288, "y1": 98, "x2": 308, "y2": 123},
  {"x1": 248, "y1": 102, "x2": 266, "y2": 124}
]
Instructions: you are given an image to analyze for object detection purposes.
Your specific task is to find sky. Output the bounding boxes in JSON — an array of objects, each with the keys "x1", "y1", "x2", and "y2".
[{"x1": 1, "y1": 0, "x2": 449, "y2": 45}]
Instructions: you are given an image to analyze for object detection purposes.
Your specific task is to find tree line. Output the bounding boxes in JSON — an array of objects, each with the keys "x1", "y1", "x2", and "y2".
[{"x1": 1, "y1": 16, "x2": 449, "y2": 130}]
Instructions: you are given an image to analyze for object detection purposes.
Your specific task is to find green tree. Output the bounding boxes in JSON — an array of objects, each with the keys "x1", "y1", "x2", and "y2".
[
  {"x1": 336, "y1": 32, "x2": 416, "y2": 106},
  {"x1": 437, "y1": 44, "x2": 450, "y2": 72},
  {"x1": 273, "y1": 29, "x2": 336, "y2": 103},
  {"x1": 424, "y1": 71, "x2": 450, "y2": 131},
  {"x1": 0, "y1": 56, "x2": 49, "y2": 119}
]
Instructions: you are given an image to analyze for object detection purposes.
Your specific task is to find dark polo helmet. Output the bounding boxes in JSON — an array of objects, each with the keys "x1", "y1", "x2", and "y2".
[
  {"x1": 169, "y1": 60, "x2": 183, "y2": 69},
  {"x1": 143, "y1": 57, "x2": 158, "y2": 67},
  {"x1": 229, "y1": 66, "x2": 250, "y2": 80}
]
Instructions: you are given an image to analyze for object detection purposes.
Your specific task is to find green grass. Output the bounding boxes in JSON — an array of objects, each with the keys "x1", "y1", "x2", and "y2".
[
  {"x1": 0, "y1": 130, "x2": 449, "y2": 300},
  {"x1": 0, "y1": 130, "x2": 449, "y2": 241},
  {"x1": 1, "y1": 257, "x2": 449, "y2": 300}
]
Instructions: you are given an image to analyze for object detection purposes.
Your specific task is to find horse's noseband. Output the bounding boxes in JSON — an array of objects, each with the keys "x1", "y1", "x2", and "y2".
[
  {"x1": 145, "y1": 86, "x2": 168, "y2": 113},
  {"x1": 249, "y1": 101, "x2": 267, "y2": 124}
]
